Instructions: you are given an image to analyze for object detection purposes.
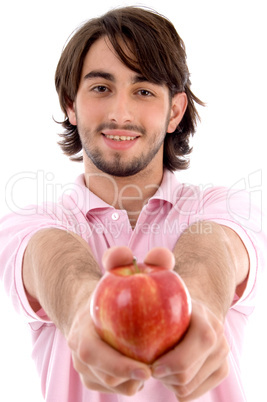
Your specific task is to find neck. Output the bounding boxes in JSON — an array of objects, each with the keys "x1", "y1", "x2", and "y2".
[{"x1": 84, "y1": 165, "x2": 164, "y2": 228}]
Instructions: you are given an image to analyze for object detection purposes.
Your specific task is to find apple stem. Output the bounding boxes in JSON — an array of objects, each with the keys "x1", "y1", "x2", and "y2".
[{"x1": 133, "y1": 257, "x2": 140, "y2": 273}]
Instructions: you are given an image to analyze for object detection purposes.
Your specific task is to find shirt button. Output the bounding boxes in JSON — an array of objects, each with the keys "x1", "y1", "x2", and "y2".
[{"x1": 111, "y1": 212, "x2": 120, "y2": 221}]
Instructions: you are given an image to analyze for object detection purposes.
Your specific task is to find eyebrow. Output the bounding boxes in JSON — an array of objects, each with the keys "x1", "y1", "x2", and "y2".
[
  {"x1": 83, "y1": 70, "x2": 151, "y2": 85},
  {"x1": 83, "y1": 71, "x2": 115, "y2": 82},
  {"x1": 133, "y1": 75, "x2": 150, "y2": 84}
]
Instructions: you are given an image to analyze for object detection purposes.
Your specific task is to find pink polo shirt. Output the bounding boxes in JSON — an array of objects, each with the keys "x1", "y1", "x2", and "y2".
[{"x1": 0, "y1": 170, "x2": 265, "y2": 401}]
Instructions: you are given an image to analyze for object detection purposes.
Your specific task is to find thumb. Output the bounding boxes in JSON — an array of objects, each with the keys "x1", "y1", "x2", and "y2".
[
  {"x1": 102, "y1": 246, "x2": 134, "y2": 271},
  {"x1": 144, "y1": 247, "x2": 175, "y2": 270}
]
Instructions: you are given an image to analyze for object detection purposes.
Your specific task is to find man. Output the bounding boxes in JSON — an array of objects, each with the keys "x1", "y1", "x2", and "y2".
[{"x1": 0, "y1": 6, "x2": 265, "y2": 402}]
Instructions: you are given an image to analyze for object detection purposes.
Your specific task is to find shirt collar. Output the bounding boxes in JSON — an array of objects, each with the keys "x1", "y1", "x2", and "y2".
[
  {"x1": 67, "y1": 170, "x2": 181, "y2": 215},
  {"x1": 148, "y1": 169, "x2": 181, "y2": 206},
  {"x1": 66, "y1": 174, "x2": 112, "y2": 215}
]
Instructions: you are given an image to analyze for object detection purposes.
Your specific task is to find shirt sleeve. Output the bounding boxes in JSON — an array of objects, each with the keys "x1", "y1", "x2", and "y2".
[
  {"x1": 189, "y1": 186, "x2": 266, "y2": 315},
  {"x1": 0, "y1": 203, "x2": 75, "y2": 325}
]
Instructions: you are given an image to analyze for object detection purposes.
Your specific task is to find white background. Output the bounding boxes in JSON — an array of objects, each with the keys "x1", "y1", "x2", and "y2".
[{"x1": 0, "y1": 0, "x2": 266, "y2": 400}]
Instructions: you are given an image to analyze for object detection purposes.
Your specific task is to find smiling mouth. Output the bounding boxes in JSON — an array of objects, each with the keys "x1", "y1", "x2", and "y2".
[{"x1": 103, "y1": 134, "x2": 138, "y2": 141}]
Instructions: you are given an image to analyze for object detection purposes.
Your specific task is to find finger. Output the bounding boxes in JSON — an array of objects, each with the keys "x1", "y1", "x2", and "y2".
[
  {"x1": 179, "y1": 343, "x2": 229, "y2": 400},
  {"x1": 144, "y1": 247, "x2": 175, "y2": 270},
  {"x1": 75, "y1": 323, "x2": 151, "y2": 382},
  {"x1": 170, "y1": 360, "x2": 230, "y2": 401},
  {"x1": 154, "y1": 334, "x2": 229, "y2": 387},
  {"x1": 73, "y1": 353, "x2": 144, "y2": 395},
  {"x1": 91, "y1": 366, "x2": 145, "y2": 396},
  {"x1": 102, "y1": 246, "x2": 134, "y2": 271}
]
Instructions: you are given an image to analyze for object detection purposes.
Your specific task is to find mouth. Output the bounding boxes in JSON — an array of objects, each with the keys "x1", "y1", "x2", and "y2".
[
  {"x1": 103, "y1": 134, "x2": 138, "y2": 141},
  {"x1": 101, "y1": 130, "x2": 140, "y2": 150}
]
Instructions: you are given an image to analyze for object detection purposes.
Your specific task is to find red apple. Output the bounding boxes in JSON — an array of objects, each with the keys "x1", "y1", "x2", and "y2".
[{"x1": 90, "y1": 259, "x2": 191, "y2": 364}]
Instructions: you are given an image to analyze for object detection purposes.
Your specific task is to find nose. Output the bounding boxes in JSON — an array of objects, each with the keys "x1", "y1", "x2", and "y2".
[{"x1": 107, "y1": 92, "x2": 134, "y2": 125}]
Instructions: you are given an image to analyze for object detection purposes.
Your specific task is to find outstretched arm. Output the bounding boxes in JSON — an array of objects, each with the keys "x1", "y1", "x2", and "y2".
[
  {"x1": 23, "y1": 228, "x2": 102, "y2": 334},
  {"x1": 22, "y1": 228, "x2": 151, "y2": 395},
  {"x1": 151, "y1": 221, "x2": 249, "y2": 401},
  {"x1": 174, "y1": 221, "x2": 249, "y2": 318}
]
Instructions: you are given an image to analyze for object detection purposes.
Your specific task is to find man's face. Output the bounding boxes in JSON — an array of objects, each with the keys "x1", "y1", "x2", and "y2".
[{"x1": 67, "y1": 36, "x2": 186, "y2": 177}]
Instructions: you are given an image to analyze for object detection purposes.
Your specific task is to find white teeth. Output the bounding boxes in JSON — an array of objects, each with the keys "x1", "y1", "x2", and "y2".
[{"x1": 104, "y1": 134, "x2": 136, "y2": 141}]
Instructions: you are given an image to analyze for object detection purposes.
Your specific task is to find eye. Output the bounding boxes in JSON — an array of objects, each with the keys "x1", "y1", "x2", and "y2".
[
  {"x1": 92, "y1": 85, "x2": 110, "y2": 93},
  {"x1": 138, "y1": 89, "x2": 153, "y2": 97}
]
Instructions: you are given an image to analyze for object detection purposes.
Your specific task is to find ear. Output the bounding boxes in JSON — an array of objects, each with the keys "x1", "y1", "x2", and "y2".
[
  {"x1": 167, "y1": 92, "x2": 188, "y2": 133},
  {"x1": 66, "y1": 102, "x2": 77, "y2": 126}
]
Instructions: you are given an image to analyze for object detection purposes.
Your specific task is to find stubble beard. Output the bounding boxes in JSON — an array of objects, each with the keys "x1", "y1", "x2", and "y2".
[{"x1": 78, "y1": 122, "x2": 169, "y2": 178}]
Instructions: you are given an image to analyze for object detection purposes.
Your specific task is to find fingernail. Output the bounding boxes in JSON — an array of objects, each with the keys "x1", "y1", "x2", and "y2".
[
  {"x1": 131, "y1": 369, "x2": 148, "y2": 381},
  {"x1": 152, "y1": 365, "x2": 169, "y2": 378}
]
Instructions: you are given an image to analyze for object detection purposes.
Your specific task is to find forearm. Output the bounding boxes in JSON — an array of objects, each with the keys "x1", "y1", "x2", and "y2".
[
  {"x1": 173, "y1": 221, "x2": 249, "y2": 319},
  {"x1": 23, "y1": 228, "x2": 102, "y2": 335}
]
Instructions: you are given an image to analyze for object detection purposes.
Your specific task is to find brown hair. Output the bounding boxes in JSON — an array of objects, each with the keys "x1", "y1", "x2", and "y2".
[{"x1": 55, "y1": 6, "x2": 204, "y2": 171}]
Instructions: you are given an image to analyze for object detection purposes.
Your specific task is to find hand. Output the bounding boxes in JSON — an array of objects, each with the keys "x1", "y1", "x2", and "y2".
[
  {"x1": 67, "y1": 246, "x2": 153, "y2": 396},
  {"x1": 152, "y1": 300, "x2": 230, "y2": 401},
  {"x1": 67, "y1": 300, "x2": 151, "y2": 395}
]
